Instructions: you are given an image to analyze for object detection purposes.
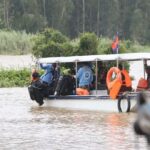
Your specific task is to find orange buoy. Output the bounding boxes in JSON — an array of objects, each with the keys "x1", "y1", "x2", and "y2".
[{"x1": 106, "y1": 67, "x2": 122, "y2": 99}]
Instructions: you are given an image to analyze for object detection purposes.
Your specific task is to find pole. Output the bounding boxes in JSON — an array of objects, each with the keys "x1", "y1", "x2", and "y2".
[
  {"x1": 143, "y1": 59, "x2": 146, "y2": 79},
  {"x1": 75, "y1": 61, "x2": 78, "y2": 91},
  {"x1": 95, "y1": 59, "x2": 98, "y2": 95}
]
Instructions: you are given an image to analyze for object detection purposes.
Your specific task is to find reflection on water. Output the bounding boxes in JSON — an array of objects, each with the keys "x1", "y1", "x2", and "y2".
[{"x1": 0, "y1": 88, "x2": 148, "y2": 150}]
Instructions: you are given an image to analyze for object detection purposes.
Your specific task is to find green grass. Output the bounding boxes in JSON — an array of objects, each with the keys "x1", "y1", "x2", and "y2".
[
  {"x1": 0, "y1": 30, "x2": 34, "y2": 55},
  {"x1": 0, "y1": 68, "x2": 31, "y2": 87}
]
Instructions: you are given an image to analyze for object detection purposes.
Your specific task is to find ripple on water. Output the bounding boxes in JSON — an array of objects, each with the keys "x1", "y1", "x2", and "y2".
[{"x1": 0, "y1": 88, "x2": 148, "y2": 150}]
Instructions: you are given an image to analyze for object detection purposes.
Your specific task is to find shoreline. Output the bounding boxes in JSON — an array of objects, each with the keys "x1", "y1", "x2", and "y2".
[
  {"x1": 0, "y1": 54, "x2": 149, "y2": 89},
  {"x1": 0, "y1": 54, "x2": 35, "y2": 69}
]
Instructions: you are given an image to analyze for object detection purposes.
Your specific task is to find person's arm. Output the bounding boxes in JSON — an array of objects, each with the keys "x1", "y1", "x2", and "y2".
[{"x1": 40, "y1": 63, "x2": 52, "y2": 70}]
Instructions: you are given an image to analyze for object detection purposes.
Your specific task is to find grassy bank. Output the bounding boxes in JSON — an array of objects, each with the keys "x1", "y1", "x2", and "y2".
[
  {"x1": 0, "y1": 30, "x2": 34, "y2": 55},
  {"x1": 0, "y1": 68, "x2": 31, "y2": 87},
  {"x1": 0, "y1": 30, "x2": 149, "y2": 56}
]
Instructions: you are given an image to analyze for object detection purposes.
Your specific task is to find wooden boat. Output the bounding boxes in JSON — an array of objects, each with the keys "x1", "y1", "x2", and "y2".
[{"x1": 29, "y1": 53, "x2": 150, "y2": 113}]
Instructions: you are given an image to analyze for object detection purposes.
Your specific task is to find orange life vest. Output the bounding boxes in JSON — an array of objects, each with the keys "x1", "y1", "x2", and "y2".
[
  {"x1": 121, "y1": 69, "x2": 132, "y2": 87},
  {"x1": 76, "y1": 88, "x2": 89, "y2": 95}
]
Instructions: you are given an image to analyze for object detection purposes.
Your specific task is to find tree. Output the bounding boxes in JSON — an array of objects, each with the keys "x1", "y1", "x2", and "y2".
[
  {"x1": 32, "y1": 28, "x2": 68, "y2": 57},
  {"x1": 78, "y1": 32, "x2": 98, "y2": 55}
]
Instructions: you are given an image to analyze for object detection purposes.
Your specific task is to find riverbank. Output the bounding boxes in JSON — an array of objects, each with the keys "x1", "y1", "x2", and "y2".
[
  {"x1": 0, "y1": 54, "x2": 148, "y2": 89},
  {"x1": 0, "y1": 55, "x2": 34, "y2": 69}
]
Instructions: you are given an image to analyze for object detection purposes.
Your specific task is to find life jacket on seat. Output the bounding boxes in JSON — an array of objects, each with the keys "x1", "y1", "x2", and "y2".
[{"x1": 136, "y1": 78, "x2": 148, "y2": 91}]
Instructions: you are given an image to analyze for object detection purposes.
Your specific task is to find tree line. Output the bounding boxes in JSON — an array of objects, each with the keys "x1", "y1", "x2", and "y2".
[{"x1": 0, "y1": 0, "x2": 150, "y2": 44}]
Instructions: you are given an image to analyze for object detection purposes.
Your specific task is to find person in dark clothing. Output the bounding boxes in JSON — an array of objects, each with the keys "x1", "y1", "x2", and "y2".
[
  {"x1": 54, "y1": 68, "x2": 75, "y2": 96},
  {"x1": 29, "y1": 71, "x2": 44, "y2": 106},
  {"x1": 144, "y1": 60, "x2": 150, "y2": 89}
]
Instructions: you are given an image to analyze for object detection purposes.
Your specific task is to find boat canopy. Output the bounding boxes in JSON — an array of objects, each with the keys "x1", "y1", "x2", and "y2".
[{"x1": 39, "y1": 52, "x2": 150, "y2": 63}]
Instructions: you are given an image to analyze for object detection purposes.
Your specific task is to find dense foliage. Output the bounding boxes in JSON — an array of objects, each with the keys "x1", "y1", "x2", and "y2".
[
  {"x1": 0, "y1": 68, "x2": 30, "y2": 87},
  {"x1": 0, "y1": 30, "x2": 34, "y2": 54},
  {"x1": 32, "y1": 28, "x2": 149, "y2": 58},
  {"x1": 32, "y1": 28, "x2": 99, "y2": 57},
  {"x1": 0, "y1": 0, "x2": 150, "y2": 44}
]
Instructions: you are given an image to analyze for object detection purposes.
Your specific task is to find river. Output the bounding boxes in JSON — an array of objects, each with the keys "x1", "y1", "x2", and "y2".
[{"x1": 0, "y1": 88, "x2": 148, "y2": 150}]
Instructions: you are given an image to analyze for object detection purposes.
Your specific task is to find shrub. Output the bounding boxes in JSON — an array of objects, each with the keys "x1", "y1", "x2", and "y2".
[
  {"x1": 0, "y1": 68, "x2": 31, "y2": 87},
  {"x1": 78, "y1": 32, "x2": 98, "y2": 55},
  {"x1": 0, "y1": 30, "x2": 34, "y2": 54},
  {"x1": 32, "y1": 28, "x2": 68, "y2": 57}
]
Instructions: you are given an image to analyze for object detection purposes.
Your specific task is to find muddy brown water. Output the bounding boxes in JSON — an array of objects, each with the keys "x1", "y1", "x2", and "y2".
[{"x1": 0, "y1": 88, "x2": 148, "y2": 150}]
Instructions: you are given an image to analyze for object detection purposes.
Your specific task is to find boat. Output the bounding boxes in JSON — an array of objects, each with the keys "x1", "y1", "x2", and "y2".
[{"x1": 28, "y1": 52, "x2": 150, "y2": 113}]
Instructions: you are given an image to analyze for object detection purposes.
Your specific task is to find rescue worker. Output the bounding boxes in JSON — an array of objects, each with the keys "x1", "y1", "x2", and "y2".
[
  {"x1": 76, "y1": 62, "x2": 93, "y2": 95},
  {"x1": 40, "y1": 63, "x2": 56, "y2": 85},
  {"x1": 40, "y1": 63, "x2": 60, "y2": 95}
]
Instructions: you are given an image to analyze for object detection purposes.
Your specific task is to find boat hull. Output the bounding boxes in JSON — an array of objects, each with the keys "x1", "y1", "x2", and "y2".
[{"x1": 44, "y1": 97, "x2": 137, "y2": 113}]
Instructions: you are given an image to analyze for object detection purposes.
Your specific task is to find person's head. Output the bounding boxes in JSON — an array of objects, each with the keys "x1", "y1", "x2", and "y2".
[
  {"x1": 52, "y1": 63, "x2": 57, "y2": 69},
  {"x1": 32, "y1": 72, "x2": 40, "y2": 81}
]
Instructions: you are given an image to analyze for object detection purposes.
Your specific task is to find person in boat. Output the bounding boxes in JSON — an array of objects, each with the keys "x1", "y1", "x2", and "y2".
[
  {"x1": 40, "y1": 63, "x2": 56, "y2": 85},
  {"x1": 144, "y1": 60, "x2": 150, "y2": 89},
  {"x1": 136, "y1": 60, "x2": 150, "y2": 91},
  {"x1": 98, "y1": 61, "x2": 107, "y2": 87},
  {"x1": 54, "y1": 68, "x2": 76, "y2": 96},
  {"x1": 40, "y1": 63, "x2": 60, "y2": 89},
  {"x1": 118, "y1": 63, "x2": 132, "y2": 93},
  {"x1": 29, "y1": 69, "x2": 48, "y2": 106},
  {"x1": 76, "y1": 62, "x2": 93, "y2": 95}
]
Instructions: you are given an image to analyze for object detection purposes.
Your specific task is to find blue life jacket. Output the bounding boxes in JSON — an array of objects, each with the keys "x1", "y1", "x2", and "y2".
[
  {"x1": 40, "y1": 64, "x2": 54, "y2": 85},
  {"x1": 77, "y1": 66, "x2": 93, "y2": 87}
]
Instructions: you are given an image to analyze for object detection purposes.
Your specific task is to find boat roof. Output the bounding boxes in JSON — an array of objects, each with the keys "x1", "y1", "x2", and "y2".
[{"x1": 39, "y1": 52, "x2": 150, "y2": 63}]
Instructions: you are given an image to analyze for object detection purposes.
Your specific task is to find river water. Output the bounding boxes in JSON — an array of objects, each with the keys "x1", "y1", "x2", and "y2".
[{"x1": 0, "y1": 88, "x2": 149, "y2": 150}]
